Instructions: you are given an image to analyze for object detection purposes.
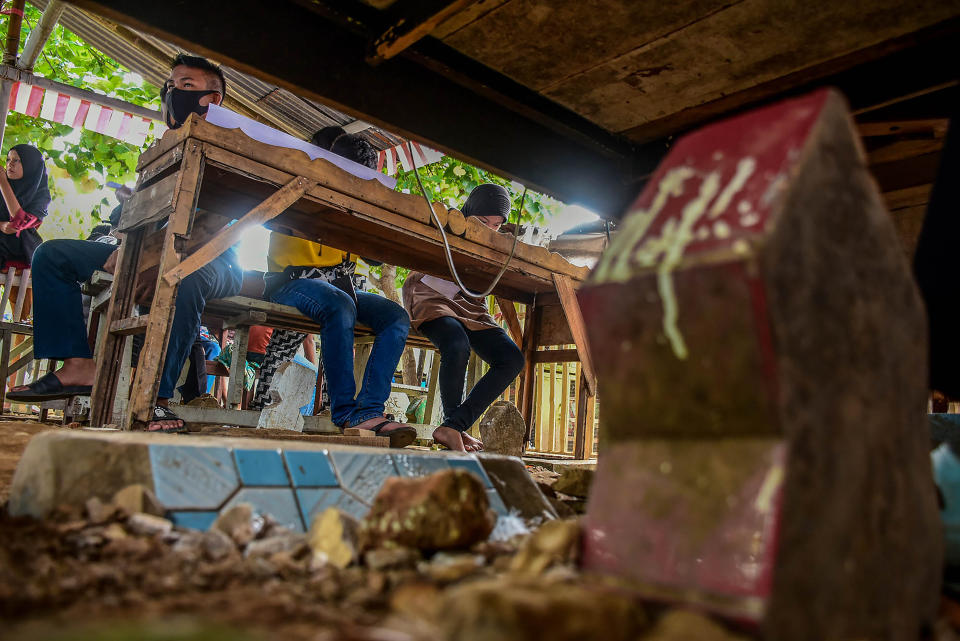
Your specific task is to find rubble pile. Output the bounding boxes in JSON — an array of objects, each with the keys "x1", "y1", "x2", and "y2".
[{"x1": 0, "y1": 469, "x2": 749, "y2": 641}]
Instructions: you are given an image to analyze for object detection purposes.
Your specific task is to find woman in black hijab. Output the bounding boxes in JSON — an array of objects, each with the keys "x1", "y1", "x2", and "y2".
[{"x1": 0, "y1": 143, "x2": 51, "y2": 267}]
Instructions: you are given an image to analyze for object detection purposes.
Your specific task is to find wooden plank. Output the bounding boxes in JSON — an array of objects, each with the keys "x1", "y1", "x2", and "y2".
[
  {"x1": 560, "y1": 362, "x2": 571, "y2": 454},
  {"x1": 547, "y1": 363, "x2": 556, "y2": 453},
  {"x1": 0, "y1": 269, "x2": 14, "y2": 315},
  {"x1": 519, "y1": 303, "x2": 540, "y2": 443},
  {"x1": 884, "y1": 184, "x2": 933, "y2": 211},
  {"x1": 163, "y1": 175, "x2": 315, "y2": 285},
  {"x1": 370, "y1": 0, "x2": 478, "y2": 62},
  {"x1": 169, "y1": 405, "x2": 261, "y2": 427},
  {"x1": 495, "y1": 295, "x2": 523, "y2": 346},
  {"x1": 12, "y1": 268, "x2": 30, "y2": 322},
  {"x1": 109, "y1": 315, "x2": 149, "y2": 335},
  {"x1": 423, "y1": 350, "x2": 442, "y2": 426},
  {"x1": 222, "y1": 310, "x2": 267, "y2": 329},
  {"x1": 868, "y1": 139, "x2": 943, "y2": 165},
  {"x1": 446, "y1": 207, "x2": 466, "y2": 236},
  {"x1": 136, "y1": 141, "x2": 184, "y2": 188},
  {"x1": 7, "y1": 350, "x2": 34, "y2": 375},
  {"x1": 90, "y1": 227, "x2": 145, "y2": 427},
  {"x1": 227, "y1": 326, "x2": 250, "y2": 410},
  {"x1": 0, "y1": 329, "x2": 10, "y2": 412},
  {"x1": 858, "y1": 119, "x2": 950, "y2": 138},
  {"x1": 537, "y1": 303, "x2": 575, "y2": 346},
  {"x1": 552, "y1": 273, "x2": 596, "y2": 396},
  {"x1": 532, "y1": 348, "x2": 580, "y2": 363},
  {"x1": 585, "y1": 393, "x2": 598, "y2": 460},
  {"x1": 116, "y1": 170, "x2": 179, "y2": 232},
  {"x1": 573, "y1": 371, "x2": 591, "y2": 460}
]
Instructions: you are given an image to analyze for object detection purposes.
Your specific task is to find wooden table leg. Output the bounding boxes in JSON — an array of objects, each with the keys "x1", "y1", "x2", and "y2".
[
  {"x1": 89, "y1": 228, "x2": 145, "y2": 427},
  {"x1": 573, "y1": 372, "x2": 595, "y2": 460},
  {"x1": 519, "y1": 303, "x2": 540, "y2": 445}
]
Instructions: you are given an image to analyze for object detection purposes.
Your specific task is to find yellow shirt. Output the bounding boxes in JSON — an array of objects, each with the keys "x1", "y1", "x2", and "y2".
[{"x1": 266, "y1": 232, "x2": 353, "y2": 272}]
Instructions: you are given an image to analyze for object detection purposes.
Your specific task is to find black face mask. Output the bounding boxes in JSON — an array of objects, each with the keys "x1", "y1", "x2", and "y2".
[{"x1": 161, "y1": 87, "x2": 219, "y2": 129}]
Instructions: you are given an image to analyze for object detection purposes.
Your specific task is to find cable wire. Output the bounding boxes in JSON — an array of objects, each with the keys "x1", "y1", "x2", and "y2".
[{"x1": 407, "y1": 141, "x2": 524, "y2": 299}]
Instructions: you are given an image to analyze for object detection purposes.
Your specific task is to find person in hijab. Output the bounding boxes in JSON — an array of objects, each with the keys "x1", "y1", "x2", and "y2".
[
  {"x1": 402, "y1": 183, "x2": 525, "y2": 452},
  {"x1": 0, "y1": 143, "x2": 51, "y2": 267}
]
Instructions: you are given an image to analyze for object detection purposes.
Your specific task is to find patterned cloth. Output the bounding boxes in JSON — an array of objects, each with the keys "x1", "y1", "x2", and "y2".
[{"x1": 250, "y1": 328, "x2": 308, "y2": 409}]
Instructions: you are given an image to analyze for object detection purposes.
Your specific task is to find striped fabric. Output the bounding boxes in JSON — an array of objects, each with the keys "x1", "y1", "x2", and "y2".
[
  {"x1": 8, "y1": 80, "x2": 159, "y2": 146},
  {"x1": 377, "y1": 140, "x2": 445, "y2": 176}
]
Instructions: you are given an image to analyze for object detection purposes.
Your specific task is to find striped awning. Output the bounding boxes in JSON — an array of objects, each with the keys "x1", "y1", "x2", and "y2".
[
  {"x1": 8, "y1": 80, "x2": 159, "y2": 146},
  {"x1": 377, "y1": 140, "x2": 444, "y2": 176}
]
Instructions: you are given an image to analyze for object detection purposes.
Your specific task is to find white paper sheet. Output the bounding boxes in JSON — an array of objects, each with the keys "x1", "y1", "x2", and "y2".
[
  {"x1": 204, "y1": 104, "x2": 396, "y2": 189},
  {"x1": 420, "y1": 275, "x2": 462, "y2": 300}
]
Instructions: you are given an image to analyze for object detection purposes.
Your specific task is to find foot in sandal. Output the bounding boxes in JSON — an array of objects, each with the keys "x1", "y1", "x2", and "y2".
[
  {"x1": 138, "y1": 404, "x2": 187, "y2": 434},
  {"x1": 351, "y1": 415, "x2": 417, "y2": 448}
]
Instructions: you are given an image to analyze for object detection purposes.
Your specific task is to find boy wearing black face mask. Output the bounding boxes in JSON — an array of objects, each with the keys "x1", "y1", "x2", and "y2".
[{"x1": 9, "y1": 54, "x2": 240, "y2": 434}]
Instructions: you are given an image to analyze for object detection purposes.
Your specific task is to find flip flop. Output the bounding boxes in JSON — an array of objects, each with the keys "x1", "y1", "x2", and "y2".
[
  {"x1": 134, "y1": 405, "x2": 188, "y2": 434},
  {"x1": 6, "y1": 372, "x2": 93, "y2": 402},
  {"x1": 368, "y1": 420, "x2": 417, "y2": 449}
]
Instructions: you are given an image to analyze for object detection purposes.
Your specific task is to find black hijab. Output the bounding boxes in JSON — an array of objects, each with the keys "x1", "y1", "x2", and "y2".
[{"x1": 4, "y1": 144, "x2": 51, "y2": 221}]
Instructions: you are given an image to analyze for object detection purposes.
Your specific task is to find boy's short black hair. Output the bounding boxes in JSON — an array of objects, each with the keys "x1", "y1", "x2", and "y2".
[
  {"x1": 171, "y1": 53, "x2": 227, "y2": 98},
  {"x1": 331, "y1": 134, "x2": 378, "y2": 170}
]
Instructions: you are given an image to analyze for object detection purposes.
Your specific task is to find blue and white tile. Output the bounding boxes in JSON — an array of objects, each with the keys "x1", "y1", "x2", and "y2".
[
  {"x1": 392, "y1": 452, "x2": 450, "y2": 477},
  {"x1": 328, "y1": 451, "x2": 398, "y2": 504},
  {"x1": 148, "y1": 445, "x2": 239, "y2": 509},
  {"x1": 167, "y1": 511, "x2": 220, "y2": 531},
  {"x1": 284, "y1": 450, "x2": 338, "y2": 487},
  {"x1": 296, "y1": 488, "x2": 370, "y2": 524},
  {"x1": 223, "y1": 487, "x2": 305, "y2": 532},
  {"x1": 233, "y1": 448, "x2": 289, "y2": 486}
]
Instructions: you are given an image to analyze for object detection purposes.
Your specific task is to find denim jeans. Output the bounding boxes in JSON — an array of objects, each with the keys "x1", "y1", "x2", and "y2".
[
  {"x1": 270, "y1": 278, "x2": 409, "y2": 426},
  {"x1": 418, "y1": 317, "x2": 524, "y2": 432},
  {"x1": 32, "y1": 239, "x2": 242, "y2": 398}
]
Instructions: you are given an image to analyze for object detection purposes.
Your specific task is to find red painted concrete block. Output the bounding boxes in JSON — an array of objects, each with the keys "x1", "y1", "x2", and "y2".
[{"x1": 578, "y1": 89, "x2": 941, "y2": 640}]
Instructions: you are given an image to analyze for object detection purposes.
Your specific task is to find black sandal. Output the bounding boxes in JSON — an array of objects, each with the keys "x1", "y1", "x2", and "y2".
[
  {"x1": 136, "y1": 405, "x2": 188, "y2": 434},
  {"x1": 368, "y1": 420, "x2": 417, "y2": 449},
  {"x1": 6, "y1": 372, "x2": 92, "y2": 402}
]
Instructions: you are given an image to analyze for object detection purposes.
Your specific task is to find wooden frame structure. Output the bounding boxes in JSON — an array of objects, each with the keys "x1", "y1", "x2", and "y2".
[{"x1": 92, "y1": 115, "x2": 598, "y2": 456}]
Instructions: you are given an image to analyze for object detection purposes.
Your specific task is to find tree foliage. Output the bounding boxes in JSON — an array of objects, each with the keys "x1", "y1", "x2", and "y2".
[{"x1": 1, "y1": 5, "x2": 161, "y2": 231}]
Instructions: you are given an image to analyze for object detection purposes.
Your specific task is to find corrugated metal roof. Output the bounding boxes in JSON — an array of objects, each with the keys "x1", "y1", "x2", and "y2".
[{"x1": 28, "y1": 0, "x2": 405, "y2": 151}]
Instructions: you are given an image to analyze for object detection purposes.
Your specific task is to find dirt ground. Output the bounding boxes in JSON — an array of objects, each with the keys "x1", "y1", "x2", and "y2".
[{"x1": 0, "y1": 419, "x2": 54, "y2": 503}]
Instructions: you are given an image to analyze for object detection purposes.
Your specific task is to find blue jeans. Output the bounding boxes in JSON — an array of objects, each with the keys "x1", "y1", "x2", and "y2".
[
  {"x1": 270, "y1": 278, "x2": 409, "y2": 426},
  {"x1": 32, "y1": 239, "x2": 242, "y2": 398}
]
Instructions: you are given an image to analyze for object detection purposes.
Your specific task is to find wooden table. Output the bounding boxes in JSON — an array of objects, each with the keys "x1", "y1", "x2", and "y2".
[{"x1": 92, "y1": 114, "x2": 598, "y2": 457}]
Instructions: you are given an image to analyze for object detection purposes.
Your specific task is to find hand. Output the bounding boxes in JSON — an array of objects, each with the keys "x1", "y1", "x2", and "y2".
[
  {"x1": 101, "y1": 249, "x2": 120, "y2": 274},
  {"x1": 0, "y1": 221, "x2": 14, "y2": 235}
]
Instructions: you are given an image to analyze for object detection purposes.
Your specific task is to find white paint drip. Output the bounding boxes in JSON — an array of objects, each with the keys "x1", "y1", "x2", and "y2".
[{"x1": 710, "y1": 157, "x2": 757, "y2": 218}]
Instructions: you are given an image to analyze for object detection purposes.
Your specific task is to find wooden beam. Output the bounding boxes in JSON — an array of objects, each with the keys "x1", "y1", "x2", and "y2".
[
  {"x1": 163, "y1": 175, "x2": 315, "y2": 285},
  {"x1": 19, "y1": 0, "x2": 66, "y2": 71},
  {"x1": 495, "y1": 295, "x2": 523, "y2": 346},
  {"x1": 867, "y1": 139, "x2": 943, "y2": 165},
  {"x1": 369, "y1": 0, "x2": 476, "y2": 63},
  {"x1": 884, "y1": 184, "x2": 933, "y2": 211},
  {"x1": 109, "y1": 315, "x2": 149, "y2": 335},
  {"x1": 551, "y1": 273, "x2": 596, "y2": 396},
  {"x1": 858, "y1": 119, "x2": 950, "y2": 138},
  {"x1": 532, "y1": 348, "x2": 579, "y2": 363}
]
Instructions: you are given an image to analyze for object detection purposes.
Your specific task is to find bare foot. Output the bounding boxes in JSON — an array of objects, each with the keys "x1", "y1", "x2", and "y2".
[
  {"x1": 461, "y1": 432, "x2": 484, "y2": 452},
  {"x1": 432, "y1": 425, "x2": 466, "y2": 452}
]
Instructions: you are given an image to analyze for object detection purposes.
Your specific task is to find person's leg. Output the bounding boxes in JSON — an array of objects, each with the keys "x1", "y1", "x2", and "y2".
[
  {"x1": 157, "y1": 251, "x2": 243, "y2": 401},
  {"x1": 200, "y1": 335, "x2": 221, "y2": 393},
  {"x1": 418, "y1": 317, "x2": 472, "y2": 423},
  {"x1": 350, "y1": 292, "x2": 410, "y2": 426},
  {"x1": 417, "y1": 316, "x2": 473, "y2": 451},
  {"x1": 270, "y1": 279, "x2": 359, "y2": 426},
  {"x1": 12, "y1": 240, "x2": 114, "y2": 392},
  {"x1": 455, "y1": 326, "x2": 525, "y2": 428},
  {"x1": 250, "y1": 329, "x2": 306, "y2": 410}
]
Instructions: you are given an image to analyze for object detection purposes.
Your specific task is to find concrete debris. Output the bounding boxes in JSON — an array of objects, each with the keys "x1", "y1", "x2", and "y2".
[
  {"x1": 307, "y1": 507, "x2": 360, "y2": 569},
  {"x1": 360, "y1": 469, "x2": 495, "y2": 551},
  {"x1": 125, "y1": 513, "x2": 173, "y2": 537},
  {"x1": 509, "y1": 519, "x2": 580, "y2": 576},
  {"x1": 213, "y1": 503, "x2": 263, "y2": 547},
  {"x1": 111, "y1": 484, "x2": 164, "y2": 517},
  {"x1": 488, "y1": 511, "x2": 530, "y2": 542},
  {"x1": 245, "y1": 533, "x2": 308, "y2": 560},
  {"x1": 552, "y1": 467, "x2": 595, "y2": 499},
  {"x1": 479, "y1": 401, "x2": 526, "y2": 457},
  {"x1": 419, "y1": 552, "x2": 485, "y2": 583},
  {"x1": 363, "y1": 545, "x2": 421, "y2": 571},
  {"x1": 83, "y1": 497, "x2": 117, "y2": 525}
]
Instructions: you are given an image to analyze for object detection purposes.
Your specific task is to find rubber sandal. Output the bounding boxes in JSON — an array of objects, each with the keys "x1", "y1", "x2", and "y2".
[
  {"x1": 368, "y1": 420, "x2": 417, "y2": 449},
  {"x1": 136, "y1": 405, "x2": 188, "y2": 434},
  {"x1": 6, "y1": 372, "x2": 92, "y2": 402}
]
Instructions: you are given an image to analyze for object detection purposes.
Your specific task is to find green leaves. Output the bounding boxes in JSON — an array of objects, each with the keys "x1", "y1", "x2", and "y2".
[{"x1": 392, "y1": 155, "x2": 560, "y2": 226}]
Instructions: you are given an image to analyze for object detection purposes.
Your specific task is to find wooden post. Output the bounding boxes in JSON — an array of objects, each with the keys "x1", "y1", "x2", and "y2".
[
  {"x1": 552, "y1": 273, "x2": 597, "y2": 396},
  {"x1": 227, "y1": 326, "x2": 250, "y2": 409},
  {"x1": 573, "y1": 371, "x2": 593, "y2": 460},
  {"x1": 89, "y1": 228, "x2": 145, "y2": 426},
  {"x1": 125, "y1": 143, "x2": 205, "y2": 427},
  {"x1": 519, "y1": 303, "x2": 540, "y2": 445},
  {"x1": 423, "y1": 350, "x2": 441, "y2": 425},
  {"x1": 495, "y1": 296, "x2": 523, "y2": 346}
]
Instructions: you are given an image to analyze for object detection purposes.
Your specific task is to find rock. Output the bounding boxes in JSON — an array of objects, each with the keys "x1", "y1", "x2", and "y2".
[
  {"x1": 125, "y1": 513, "x2": 173, "y2": 537},
  {"x1": 548, "y1": 497, "x2": 577, "y2": 519},
  {"x1": 186, "y1": 393, "x2": 221, "y2": 408},
  {"x1": 509, "y1": 519, "x2": 580, "y2": 576},
  {"x1": 363, "y1": 546, "x2": 421, "y2": 571},
  {"x1": 420, "y1": 552, "x2": 485, "y2": 583},
  {"x1": 389, "y1": 581, "x2": 442, "y2": 622},
  {"x1": 84, "y1": 496, "x2": 116, "y2": 524},
  {"x1": 102, "y1": 523, "x2": 128, "y2": 542},
  {"x1": 111, "y1": 484, "x2": 164, "y2": 517},
  {"x1": 642, "y1": 610, "x2": 745, "y2": 641},
  {"x1": 479, "y1": 456, "x2": 558, "y2": 522},
  {"x1": 213, "y1": 503, "x2": 261, "y2": 547},
  {"x1": 479, "y1": 401, "x2": 526, "y2": 457},
  {"x1": 307, "y1": 507, "x2": 360, "y2": 569},
  {"x1": 441, "y1": 577, "x2": 647, "y2": 641},
  {"x1": 552, "y1": 467, "x2": 594, "y2": 499},
  {"x1": 201, "y1": 529, "x2": 239, "y2": 561},
  {"x1": 245, "y1": 533, "x2": 308, "y2": 559},
  {"x1": 360, "y1": 469, "x2": 495, "y2": 551}
]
